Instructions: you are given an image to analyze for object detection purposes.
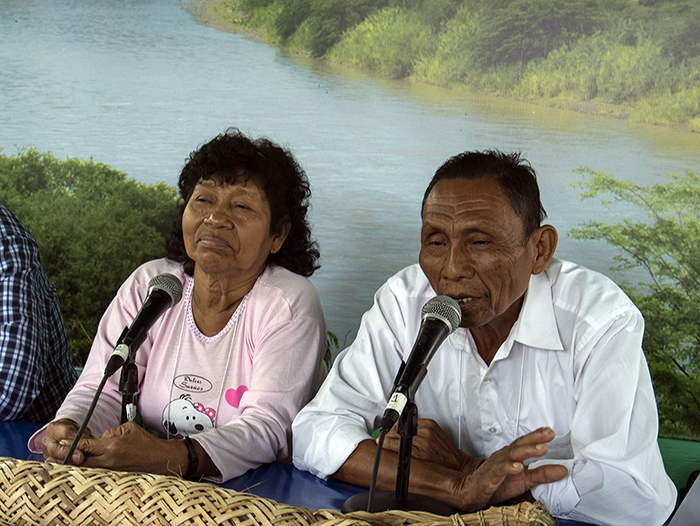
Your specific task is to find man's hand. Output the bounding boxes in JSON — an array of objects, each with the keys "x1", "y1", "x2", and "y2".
[
  {"x1": 42, "y1": 418, "x2": 93, "y2": 465},
  {"x1": 334, "y1": 424, "x2": 568, "y2": 513},
  {"x1": 451, "y1": 427, "x2": 569, "y2": 512},
  {"x1": 378, "y1": 421, "x2": 568, "y2": 512},
  {"x1": 382, "y1": 418, "x2": 481, "y2": 473}
]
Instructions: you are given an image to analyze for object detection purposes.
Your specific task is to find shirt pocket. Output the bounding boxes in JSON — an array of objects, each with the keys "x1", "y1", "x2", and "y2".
[{"x1": 542, "y1": 430, "x2": 573, "y2": 460}]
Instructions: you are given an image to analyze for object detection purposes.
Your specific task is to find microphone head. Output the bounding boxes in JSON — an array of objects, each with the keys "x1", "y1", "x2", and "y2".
[
  {"x1": 422, "y1": 295, "x2": 462, "y2": 333},
  {"x1": 148, "y1": 273, "x2": 183, "y2": 306}
]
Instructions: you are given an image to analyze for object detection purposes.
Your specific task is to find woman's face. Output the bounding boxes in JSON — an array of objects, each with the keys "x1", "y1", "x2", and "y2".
[{"x1": 182, "y1": 177, "x2": 288, "y2": 281}]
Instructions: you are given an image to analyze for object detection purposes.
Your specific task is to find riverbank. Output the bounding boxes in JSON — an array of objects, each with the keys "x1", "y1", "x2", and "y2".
[
  {"x1": 183, "y1": 0, "x2": 699, "y2": 133},
  {"x1": 181, "y1": 1, "x2": 620, "y2": 121},
  {"x1": 183, "y1": 0, "x2": 266, "y2": 43}
]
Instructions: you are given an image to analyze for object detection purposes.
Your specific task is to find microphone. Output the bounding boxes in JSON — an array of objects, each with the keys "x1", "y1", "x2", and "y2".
[
  {"x1": 379, "y1": 295, "x2": 461, "y2": 433},
  {"x1": 103, "y1": 273, "x2": 183, "y2": 377}
]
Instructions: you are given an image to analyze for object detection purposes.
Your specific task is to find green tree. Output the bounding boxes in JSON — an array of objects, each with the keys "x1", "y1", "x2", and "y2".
[
  {"x1": 462, "y1": 0, "x2": 613, "y2": 70},
  {"x1": 275, "y1": 0, "x2": 313, "y2": 40},
  {"x1": 329, "y1": 6, "x2": 433, "y2": 78},
  {"x1": 570, "y1": 168, "x2": 700, "y2": 437},
  {"x1": 0, "y1": 149, "x2": 180, "y2": 365},
  {"x1": 412, "y1": 4, "x2": 481, "y2": 84},
  {"x1": 276, "y1": 0, "x2": 391, "y2": 56}
]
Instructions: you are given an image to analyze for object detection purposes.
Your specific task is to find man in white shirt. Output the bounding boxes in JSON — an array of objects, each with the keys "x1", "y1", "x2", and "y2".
[{"x1": 292, "y1": 150, "x2": 676, "y2": 526}]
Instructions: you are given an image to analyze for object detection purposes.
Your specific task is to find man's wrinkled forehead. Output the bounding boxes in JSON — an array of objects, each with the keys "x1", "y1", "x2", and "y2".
[
  {"x1": 420, "y1": 176, "x2": 529, "y2": 239},
  {"x1": 422, "y1": 175, "x2": 507, "y2": 214}
]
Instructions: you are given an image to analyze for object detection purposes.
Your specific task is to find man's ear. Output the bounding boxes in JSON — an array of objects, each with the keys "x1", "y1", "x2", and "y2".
[
  {"x1": 530, "y1": 224, "x2": 558, "y2": 275},
  {"x1": 270, "y1": 220, "x2": 292, "y2": 255}
]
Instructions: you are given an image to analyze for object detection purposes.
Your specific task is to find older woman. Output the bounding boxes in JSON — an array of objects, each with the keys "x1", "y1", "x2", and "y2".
[{"x1": 31, "y1": 129, "x2": 327, "y2": 483}]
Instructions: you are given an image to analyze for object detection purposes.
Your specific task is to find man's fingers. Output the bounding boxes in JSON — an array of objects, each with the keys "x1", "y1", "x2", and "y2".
[
  {"x1": 493, "y1": 428, "x2": 556, "y2": 464},
  {"x1": 380, "y1": 418, "x2": 475, "y2": 472},
  {"x1": 503, "y1": 441, "x2": 550, "y2": 464},
  {"x1": 454, "y1": 455, "x2": 526, "y2": 511},
  {"x1": 513, "y1": 427, "x2": 556, "y2": 446},
  {"x1": 526, "y1": 464, "x2": 569, "y2": 486}
]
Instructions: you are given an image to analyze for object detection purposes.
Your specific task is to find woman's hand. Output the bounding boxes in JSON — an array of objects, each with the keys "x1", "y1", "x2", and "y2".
[
  {"x1": 42, "y1": 418, "x2": 93, "y2": 465},
  {"x1": 74, "y1": 421, "x2": 187, "y2": 476},
  {"x1": 44, "y1": 420, "x2": 221, "y2": 479}
]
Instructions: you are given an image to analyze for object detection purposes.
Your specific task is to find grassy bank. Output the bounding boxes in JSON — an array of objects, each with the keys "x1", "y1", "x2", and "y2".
[
  {"x1": 184, "y1": 0, "x2": 700, "y2": 132},
  {"x1": 184, "y1": 0, "x2": 256, "y2": 38}
]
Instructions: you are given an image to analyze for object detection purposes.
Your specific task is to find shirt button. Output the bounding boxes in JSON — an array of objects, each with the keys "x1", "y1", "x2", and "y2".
[
  {"x1": 489, "y1": 427, "x2": 498, "y2": 434},
  {"x1": 484, "y1": 377, "x2": 492, "y2": 384}
]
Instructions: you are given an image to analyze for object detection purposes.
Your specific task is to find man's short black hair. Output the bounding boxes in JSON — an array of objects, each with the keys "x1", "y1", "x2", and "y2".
[{"x1": 421, "y1": 150, "x2": 547, "y2": 238}]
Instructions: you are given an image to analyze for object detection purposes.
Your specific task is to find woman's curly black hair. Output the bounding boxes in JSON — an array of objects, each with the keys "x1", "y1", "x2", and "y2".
[{"x1": 165, "y1": 128, "x2": 320, "y2": 277}]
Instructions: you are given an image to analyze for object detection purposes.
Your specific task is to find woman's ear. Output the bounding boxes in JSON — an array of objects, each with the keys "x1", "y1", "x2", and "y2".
[
  {"x1": 270, "y1": 220, "x2": 292, "y2": 255},
  {"x1": 530, "y1": 224, "x2": 558, "y2": 275}
]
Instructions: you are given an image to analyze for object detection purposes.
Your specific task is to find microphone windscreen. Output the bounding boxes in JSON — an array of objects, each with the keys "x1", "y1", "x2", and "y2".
[
  {"x1": 421, "y1": 295, "x2": 461, "y2": 333},
  {"x1": 147, "y1": 273, "x2": 184, "y2": 305}
]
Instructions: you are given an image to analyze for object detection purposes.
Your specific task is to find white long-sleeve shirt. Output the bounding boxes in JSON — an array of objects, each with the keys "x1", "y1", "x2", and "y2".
[
  {"x1": 30, "y1": 258, "x2": 327, "y2": 482},
  {"x1": 292, "y1": 258, "x2": 676, "y2": 526}
]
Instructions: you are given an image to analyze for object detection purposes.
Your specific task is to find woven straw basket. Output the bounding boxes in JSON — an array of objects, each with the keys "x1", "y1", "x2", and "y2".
[{"x1": 0, "y1": 457, "x2": 554, "y2": 526}]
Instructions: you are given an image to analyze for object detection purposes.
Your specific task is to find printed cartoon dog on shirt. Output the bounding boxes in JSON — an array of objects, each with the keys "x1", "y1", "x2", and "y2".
[{"x1": 162, "y1": 394, "x2": 216, "y2": 438}]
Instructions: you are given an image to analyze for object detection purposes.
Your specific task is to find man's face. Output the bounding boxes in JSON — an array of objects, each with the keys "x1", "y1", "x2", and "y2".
[{"x1": 419, "y1": 177, "x2": 539, "y2": 333}]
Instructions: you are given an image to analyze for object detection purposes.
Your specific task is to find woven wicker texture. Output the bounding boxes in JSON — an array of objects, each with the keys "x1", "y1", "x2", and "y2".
[{"x1": 0, "y1": 457, "x2": 554, "y2": 526}]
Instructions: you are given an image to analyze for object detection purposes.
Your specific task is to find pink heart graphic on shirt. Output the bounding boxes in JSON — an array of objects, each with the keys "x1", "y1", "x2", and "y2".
[{"x1": 225, "y1": 386, "x2": 249, "y2": 408}]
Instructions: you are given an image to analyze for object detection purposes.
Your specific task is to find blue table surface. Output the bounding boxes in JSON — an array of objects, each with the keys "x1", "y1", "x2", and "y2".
[{"x1": 0, "y1": 421, "x2": 591, "y2": 525}]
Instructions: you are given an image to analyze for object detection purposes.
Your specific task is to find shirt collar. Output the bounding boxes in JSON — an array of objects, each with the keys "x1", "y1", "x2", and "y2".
[
  {"x1": 513, "y1": 270, "x2": 564, "y2": 351},
  {"x1": 446, "y1": 270, "x2": 564, "y2": 355}
]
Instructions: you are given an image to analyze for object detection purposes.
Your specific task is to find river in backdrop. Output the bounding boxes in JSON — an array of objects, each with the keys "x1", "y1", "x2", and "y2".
[{"x1": 2, "y1": 0, "x2": 700, "y2": 350}]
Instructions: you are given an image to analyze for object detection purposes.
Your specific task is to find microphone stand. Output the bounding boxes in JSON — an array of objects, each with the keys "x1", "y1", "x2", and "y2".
[
  {"x1": 395, "y1": 402, "x2": 417, "y2": 500},
  {"x1": 118, "y1": 327, "x2": 139, "y2": 424},
  {"x1": 119, "y1": 355, "x2": 139, "y2": 423},
  {"x1": 342, "y1": 400, "x2": 454, "y2": 515}
]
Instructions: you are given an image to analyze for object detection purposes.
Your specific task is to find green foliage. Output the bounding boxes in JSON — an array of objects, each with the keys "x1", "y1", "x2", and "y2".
[
  {"x1": 329, "y1": 6, "x2": 434, "y2": 78},
  {"x1": 325, "y1": 330, "x2": 339, "y2": 369},
  {"x1": 631, "y1": 86, "x2": 700, "y2": 130},
  {"x1": 518, "y1": 33, "x2": 673, "y2": 103},
  {"x1": 275, "y1": 0, "x2": 389, "y2": 56},
  {"x1": 663, "y1": 18, "x2": 700, "y2": 64},
  {"x1": 275, "y1": 0, "x2": 313, "y2": 40},
  {"x1": 412, "y1": 0, "x2": 463, "y2": 31},
  {"x1": 238, "y1": 0, "x2": 282, "y2": 34},
  {"x1": 634, "y1": 0, "x2": 700, "y2": 64},
  {"x1": 229, "y1": 0, "x2": 700, "y2": 124},
  {"x1": 243, "y1": 0, "x2": 275, "y2": 8},
  {"x1": 570, "y1": 168, "x2": 700, "y2": 437},
  {"x1": 412, "y1": 4, "x2": 481, "y2": 85},
  {"x1": 0, "y1": 149, "x2": 180, "y2": 365},
  {"x1": 467, "y1": 0, "x2": 612, "y2": 70}
]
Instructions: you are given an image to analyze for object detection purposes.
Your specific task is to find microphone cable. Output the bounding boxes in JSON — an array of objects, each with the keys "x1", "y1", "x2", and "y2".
[
  {"x1": 367, "y1": 428, "x2": 388, "y2": 512},
  {"x1": 62, "y1": 372, "x2": 111, "y2": 465}
]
